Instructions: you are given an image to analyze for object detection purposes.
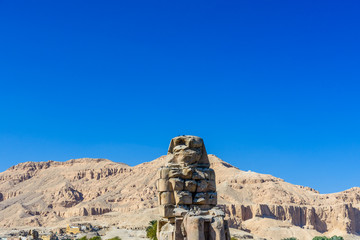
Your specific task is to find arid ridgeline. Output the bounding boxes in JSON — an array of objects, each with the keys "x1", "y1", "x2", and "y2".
[{"x1": 0, "y1": 156, "x2": 360, "y2": 238}]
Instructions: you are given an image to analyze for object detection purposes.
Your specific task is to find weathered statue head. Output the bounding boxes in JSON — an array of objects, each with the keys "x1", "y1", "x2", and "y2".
[{"x1": 167, "y1": 135, "x2": 210, "y2": 168}]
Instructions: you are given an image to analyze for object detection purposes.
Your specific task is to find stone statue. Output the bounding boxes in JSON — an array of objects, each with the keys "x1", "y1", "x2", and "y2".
[{"x1": 157, "y1": 135, "x2": 230, "y2": 240}]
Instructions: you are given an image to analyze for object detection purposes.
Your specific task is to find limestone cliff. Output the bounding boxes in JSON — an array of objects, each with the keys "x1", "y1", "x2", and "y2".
[{"x1": 0, "y1": 156, "x2": 359, "y2": 239}]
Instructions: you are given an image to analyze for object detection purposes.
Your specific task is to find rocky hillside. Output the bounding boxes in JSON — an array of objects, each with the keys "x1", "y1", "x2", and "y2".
[{"x1": 0, "y1": 156, "x2": 359, "y2": 239}]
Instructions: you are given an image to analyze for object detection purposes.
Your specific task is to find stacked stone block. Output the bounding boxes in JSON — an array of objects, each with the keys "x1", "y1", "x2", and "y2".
[
  {"x1": 156, "y1": 135, "x2": 230, "y2": 240},
  {"x1": 157, "y1": 166, "x2": 217, "y2": 217}
]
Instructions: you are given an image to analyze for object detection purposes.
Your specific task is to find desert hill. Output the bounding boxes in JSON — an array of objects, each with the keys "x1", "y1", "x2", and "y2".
[{"x1": 0, "y1": 155, "x2": 360, "y2": 240}]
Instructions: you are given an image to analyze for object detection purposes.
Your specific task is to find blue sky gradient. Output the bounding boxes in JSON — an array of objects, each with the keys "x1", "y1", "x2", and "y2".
[{"x1": 0, "y1": 0, "x2": 359, "y2": 193}]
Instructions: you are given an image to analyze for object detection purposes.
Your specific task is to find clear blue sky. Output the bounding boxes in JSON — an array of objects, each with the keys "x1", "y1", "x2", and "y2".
[{"x1": 0, "y1": 0, "x2": 359, "y2": 194}]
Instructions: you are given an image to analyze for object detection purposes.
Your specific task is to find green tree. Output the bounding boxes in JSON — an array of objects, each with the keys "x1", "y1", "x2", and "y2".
[
  {"x1": 78, "y1": 237, "x2": 88, "y2": 240},
  {"x1": 330, "y1": 236, "x2": 343, "y2": 240},
  {"x1": 146, "y1": 220, "x2": 158, "y2": 240},
  {"x1": 313, "y1": 237, "x2": 343, "y2": 240},
  {"x1": 89, "y1": 236, "x2": 102, "y2": 240},
  {"x1": 282, "y1": 238, "x2": 297, "y2": 240}
]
